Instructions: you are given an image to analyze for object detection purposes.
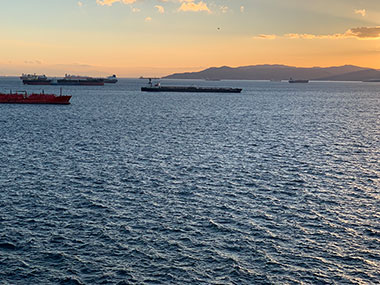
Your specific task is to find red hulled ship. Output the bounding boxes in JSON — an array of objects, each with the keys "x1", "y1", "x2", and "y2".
[{"x1": 0, "y1": 91, "x2": 71, "y2": 104}]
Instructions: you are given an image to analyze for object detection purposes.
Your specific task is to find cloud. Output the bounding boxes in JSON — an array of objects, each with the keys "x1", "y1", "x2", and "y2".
[
  {"x1": 155, "y1": 5, "x2": 165, "y2": 14},
  {"x1": 253, "y1": 27, "x2": 380, "y2": 40},
  {"x1": 145, "y1": 17, "x2": 152, "y2": 22},
  {"x1": 78, "y1": 1, "x2": 83, "y2": 7},
  {"x1": 220, "y1": 6, "x2": 228, "y2": 14},
  {"x1": 354, "y1": 9, "x2": 366, "y2": 17},
  {"x1": 96, "y1": 0, "x2": 136, "y2": 6},
  {"x1": 252, "y1": 34, "x2": 277, "y2": 40},
  {"x1": 96, "y1": 0, "x2": 211, "y2": 14},
  {"x1": 178, "y1": 1, "x2": 211, "y2": 13},
  {"x1": 283, "y1": 33, "x2": 346, "y2": 39},
  {"x1": 24, "y1": 60, "x2": 42, "y2": 65},
  {"x1": 240, "y1": 6, "x2": 244, "y2": 13},
  {"x1": 348, "y1": 26, "x2": 380, "y2": 38},
  {"x1": 131, "y1": 7, "x2": 140, "y2": 12}
]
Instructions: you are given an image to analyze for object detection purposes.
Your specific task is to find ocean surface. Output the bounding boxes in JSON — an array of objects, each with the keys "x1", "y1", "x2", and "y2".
[{"x1": 0, "y1": 77, "x2": 379, "y2": 284}]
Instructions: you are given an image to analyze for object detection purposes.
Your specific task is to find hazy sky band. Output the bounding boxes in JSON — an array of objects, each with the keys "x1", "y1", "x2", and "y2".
[{"x1": 0, "y1": 0, "x2": 379, "y2": 76}]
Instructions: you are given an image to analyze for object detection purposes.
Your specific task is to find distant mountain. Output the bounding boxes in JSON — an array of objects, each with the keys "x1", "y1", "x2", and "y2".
[
  {"x1": 163, "y1": 65, "x2": 380, "y2": 81},
  {"x1": 316, "y1": 69, "x2": 380, "y2": 81}
]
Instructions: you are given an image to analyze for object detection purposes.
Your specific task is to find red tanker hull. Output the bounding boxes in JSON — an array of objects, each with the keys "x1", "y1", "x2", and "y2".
[{"x1": 0, "y1": 93, "x2": 71, "y2": 104}]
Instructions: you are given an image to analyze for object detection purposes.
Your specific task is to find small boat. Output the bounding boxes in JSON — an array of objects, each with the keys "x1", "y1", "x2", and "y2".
[
  {"x1": 0, "y1": 90, "x2": 71, "y2": 104},
  {"x1": 289, "y1": 78, "x2": 309, "y2": 83},
  {"x1": 141, "y1": 79, "x2": 242, "y2": 93}
]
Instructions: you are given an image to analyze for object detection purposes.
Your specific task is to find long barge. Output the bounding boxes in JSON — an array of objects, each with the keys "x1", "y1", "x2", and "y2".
[
  {"x1": 141, "y1": 85, "x2": 242, "y2": 93},
  {"x1": 0, "y1": 91, "x2": 71, "y2": 104}
]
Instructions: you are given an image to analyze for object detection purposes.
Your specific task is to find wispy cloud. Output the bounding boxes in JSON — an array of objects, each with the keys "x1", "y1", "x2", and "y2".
[
  {"x1": 78, "y1": 1, "x2": 83, "y2": 7},
  {"x1": 252, "y1": 34, "x2": 277, "y2": 40},
  {"x1": 145, "y1": 17, "x2": 152, "y2": 22},
  {"x1": 24, "y1": 60, "x2": 42, "y2": 65},
  {"x1": 354, "y1": 9, "x2": 366, "y2": 17},
  {"x1": 96, "y1": 0, "x2": 212, "y2": 14},
  {"x1": 240, "y1": 6, "x2": 244, "y2": 13},
  {"x1": 349, "y1": 26, "x2": 380, "y2": 38},
  {"x1": 178, "y1": 1, "x2": 211, "y2": 13},
  {"x1": 254, "y1": 27, "x2": 380, "y2": 40},
  {"x1": 283, "y1": 33, "x2": 346, "y2": 40},
  {"x1": 96, "y1": 0, "x2": 136, "y2": 6},
  {"x1": 155, "y1": 5, "x2": 165, "y2": 14},
  {"x1": 220, "y1": 6, "x2": 228, "y2": 14}
]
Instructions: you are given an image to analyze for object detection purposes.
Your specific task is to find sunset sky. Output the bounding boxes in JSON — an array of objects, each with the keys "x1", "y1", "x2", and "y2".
[{"x1": 1, "y1": 0, "x2": 379, "y2": 77}]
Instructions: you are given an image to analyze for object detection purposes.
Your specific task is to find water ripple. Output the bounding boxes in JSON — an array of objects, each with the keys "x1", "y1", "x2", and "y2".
[{"x1": 0, "y1": 79, "x2": 379, "y2": 284}]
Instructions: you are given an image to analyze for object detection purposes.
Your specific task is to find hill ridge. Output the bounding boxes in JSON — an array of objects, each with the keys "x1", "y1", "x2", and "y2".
[{"x1": 164, "y1": 65, "x2": 380, "y2": 81}]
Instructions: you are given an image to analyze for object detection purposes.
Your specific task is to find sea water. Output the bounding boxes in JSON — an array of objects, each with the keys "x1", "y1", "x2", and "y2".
[{"x1": 0, "y1": 77, "x2": 379, "y2": 284}]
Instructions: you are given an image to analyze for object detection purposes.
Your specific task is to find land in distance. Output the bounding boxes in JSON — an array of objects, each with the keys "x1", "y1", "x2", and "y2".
[{"x1": 163, "y1": 65, "x2": 380, "y2": 82}]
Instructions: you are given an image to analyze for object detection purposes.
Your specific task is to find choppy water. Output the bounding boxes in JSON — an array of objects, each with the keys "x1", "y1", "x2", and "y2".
[{"x1": 0, "y1": 77, "x2": 379, "y2": 284}]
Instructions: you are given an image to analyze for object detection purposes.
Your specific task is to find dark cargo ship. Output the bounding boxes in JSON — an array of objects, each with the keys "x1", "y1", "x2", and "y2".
[
  {"x1": 142, "y1": 86, "x2": 242, "y2": 93},
  {"x1": 53, "y1": 75, "x2": 104, "y2": 86},
  {"x1": 21, "y1": 74, "x2": 117, "y2": 85},
  {"x1": 289, "y1": 78, "x2": 309, "y2": 83},
  {"x1": 141, "y1": 80, "x2": 242, "y2": 93},
  {"x1": 20, "y1": 74, "x2": 52, "y2": 85}
]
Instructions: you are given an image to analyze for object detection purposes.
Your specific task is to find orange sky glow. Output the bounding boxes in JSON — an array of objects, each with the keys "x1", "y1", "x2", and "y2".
[{"x1": 0, "y1": 0, "x2": 379, "y2": 77}]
